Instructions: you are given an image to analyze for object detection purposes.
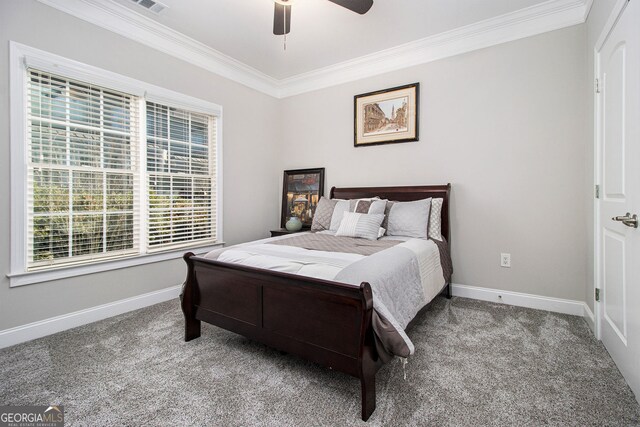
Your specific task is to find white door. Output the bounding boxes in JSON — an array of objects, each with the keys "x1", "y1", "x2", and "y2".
[{"x1": 596, "y1": 0, "x2": 640, "y2": 403}]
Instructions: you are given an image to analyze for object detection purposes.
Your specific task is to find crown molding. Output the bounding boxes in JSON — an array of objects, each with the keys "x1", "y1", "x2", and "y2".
[
  {"x1": 37, "y1": 0, "x2": 281, "y2": 97},
  {"x1": 278, "y1": 0, "x2": 592, "y2": 97},
  {"x1": 38, "y1": 0, "x2": 591, "y2": 99}
]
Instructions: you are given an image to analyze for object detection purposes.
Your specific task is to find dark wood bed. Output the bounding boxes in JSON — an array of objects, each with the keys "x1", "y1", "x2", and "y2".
[{"x1": 181, "y1": 184, "x2": 451, "y2": 421}]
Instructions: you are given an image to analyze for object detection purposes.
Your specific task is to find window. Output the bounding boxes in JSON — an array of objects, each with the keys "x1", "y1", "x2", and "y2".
[
  {"x1": 27, "y1": 70, "x2": 139, "y2": 269},
  {"x1": 10, "y1": 43, "x2": 222, "y2": 286},
  {"x1": 146, "y1": 102, "x2": 217, "y2": 249}
]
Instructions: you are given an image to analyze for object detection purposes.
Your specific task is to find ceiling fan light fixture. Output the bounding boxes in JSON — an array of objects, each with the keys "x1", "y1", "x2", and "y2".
[{"x1": 274, "y1": 0, "x2": 294, "y2": 5}]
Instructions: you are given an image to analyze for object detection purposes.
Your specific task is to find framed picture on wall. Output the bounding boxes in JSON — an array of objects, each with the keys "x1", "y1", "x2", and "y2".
[
  {"x1": 354, "y1": 82, "x2": 419, "y2": 147},
  {"x1": 281, "y1": 168, "x2": 325, "y2": 228}
]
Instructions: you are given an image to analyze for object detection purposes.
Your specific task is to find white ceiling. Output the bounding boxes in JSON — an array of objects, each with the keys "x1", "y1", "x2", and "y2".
[{"x1": 113, "y1": 0, "x2": 550, "y2": 79}]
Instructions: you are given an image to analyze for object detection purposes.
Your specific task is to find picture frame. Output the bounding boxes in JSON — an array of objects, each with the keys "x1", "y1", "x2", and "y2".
[
  {"x1": 281, "y1": 168, "x2": 325, "y2": 229},
  {"x1": 354, "y1": 82, "x2": 419, "y2": 147}
]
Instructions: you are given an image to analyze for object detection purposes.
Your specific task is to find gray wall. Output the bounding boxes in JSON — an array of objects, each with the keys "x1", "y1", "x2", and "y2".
[
  {"x1": 1, "y1": 1, "x2": 593, "y2": 333},
  {"x1": 584, "y1": 0, "x2": 619, "y2": 312},
  {"x1": 0, "y1": 1, "x2": 282, "y2": 330},
  {"x1": 280, "y1": 25, "x2": 588, "y2": 301}
]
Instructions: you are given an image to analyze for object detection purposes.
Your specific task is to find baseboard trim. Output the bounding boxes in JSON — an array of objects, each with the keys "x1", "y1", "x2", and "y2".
[
  {"x1": 451, "y1": 283, "x2": 587, "y2": 317},
  {"x1": 0, "y1": 283, "x2": 593, "y2": 349},
  {"x1": 0, "y1": 285, "x2": 181, "y2": 349},
  {"x1": 583, "y1": 302, "x2": 596, "y2": 332}
]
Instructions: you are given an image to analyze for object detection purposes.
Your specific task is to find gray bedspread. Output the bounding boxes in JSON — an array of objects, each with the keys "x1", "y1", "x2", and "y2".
[
  {"x1": 334, "y1": 242, "x2": 432, "y2": 360},
  {"x1": 433, "y1": 238, "x2": 453, "y2": 283},
  {"x1": 270, "y1": 233, "x2": 401, "y2": 255}
]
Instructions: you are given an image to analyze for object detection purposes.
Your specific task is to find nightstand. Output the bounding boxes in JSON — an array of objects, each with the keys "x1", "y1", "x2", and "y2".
[{"x1": 270, "y1": 228, "x2": 306, "y2": 237}]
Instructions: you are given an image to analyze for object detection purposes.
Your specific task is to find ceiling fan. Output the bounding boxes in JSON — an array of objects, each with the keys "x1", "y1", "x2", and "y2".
[{"x1": 273, "y1": 0, "x2": 374, "y2": 35}]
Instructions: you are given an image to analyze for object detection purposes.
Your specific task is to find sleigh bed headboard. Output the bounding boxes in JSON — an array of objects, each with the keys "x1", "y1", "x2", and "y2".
[{"x1": 330, "y1": 184, "x2": 451, "y2": 244}]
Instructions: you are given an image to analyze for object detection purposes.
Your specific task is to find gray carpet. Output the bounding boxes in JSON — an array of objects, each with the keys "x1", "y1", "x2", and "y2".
[{"x1": 1, "y1": 296, "x2": 639, "y2": 426}]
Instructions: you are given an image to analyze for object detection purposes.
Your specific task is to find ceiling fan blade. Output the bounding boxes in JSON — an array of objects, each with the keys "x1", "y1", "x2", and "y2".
[
  {"x1": 327, "y1": 0, "x2": 373, "y2": 14},
  {"x1": 273, "y1": 3, "x2": 292, "y2": 35}
]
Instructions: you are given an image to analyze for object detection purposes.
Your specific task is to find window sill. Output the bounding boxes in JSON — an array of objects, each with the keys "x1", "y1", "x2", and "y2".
[{"x1": 7, "y1": 242, "x2": 224, "y2": 287}]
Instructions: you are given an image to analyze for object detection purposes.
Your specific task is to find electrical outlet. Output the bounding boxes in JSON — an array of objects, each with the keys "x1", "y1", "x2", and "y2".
[{"x1": 500, "y1": 253, "x2": 511, "y2": 268}]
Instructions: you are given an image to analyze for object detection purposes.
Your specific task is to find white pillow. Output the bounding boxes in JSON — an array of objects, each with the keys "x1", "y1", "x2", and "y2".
[
  {"x1": 329, "y1": 200, "x2": 351, "y2": 231},
  {"x1": 428, "y1": 198, "x2": 443, "y2": 241},
  {"x1": 386, "y1": 198, "x2": 431, "y2": 239},
  {"x1": 335, "y1": 212, "x2": 385, "y2": 240}
]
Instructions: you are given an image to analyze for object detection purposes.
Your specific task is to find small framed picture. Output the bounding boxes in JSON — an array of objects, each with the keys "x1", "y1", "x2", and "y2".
[
  {"x1": 354, "y1": 83, "x2": 419, "y2": 147},
  {"x1": 281, "y1": 168, "x2": 325, "y2": 228}
]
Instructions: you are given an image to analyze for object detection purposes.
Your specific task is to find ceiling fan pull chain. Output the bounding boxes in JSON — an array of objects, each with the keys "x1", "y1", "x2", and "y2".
[{"x1": 283, "y1": 5, "x2": 287, "y2": 51}]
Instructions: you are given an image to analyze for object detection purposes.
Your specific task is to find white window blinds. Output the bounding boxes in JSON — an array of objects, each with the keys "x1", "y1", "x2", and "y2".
[
  {"x1": 146, "y1": 102, "x2": 217, "y2": 249},
  {"x1": 26, "y1": 69, "x2": 139, "y2": 269},
  {"x1": 16, "y1": 60, "x2": 220, "y2": 280}
]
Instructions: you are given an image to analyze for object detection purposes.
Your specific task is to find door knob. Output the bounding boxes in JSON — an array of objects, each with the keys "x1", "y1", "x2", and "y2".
[{"x1": 612, "y1": 212, "x2": 639, "y2": 228}]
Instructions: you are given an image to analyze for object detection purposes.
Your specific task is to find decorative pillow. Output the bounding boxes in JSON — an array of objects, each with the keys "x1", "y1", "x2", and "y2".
[
  {"x1": 335, "y1": 212, "x2": 385, "y2": 240},
  {"x1": 348, "y1": 197, "x2": 380, "y2": 212},
  {"x1": 386, "y1": 198, "x2": 431, "y2": 239},
  {"x1": 311, "y1": 197, "x2": 338, "y2": 231},
  {"x1": 353, "y1": 199, "x2": 387, "y2": 215},
  {"x1": 428, "y1": 198, "x2": 443, "y2": 241},
  {"x1": 353, "y1": 200, "x2": 373, "y2": 213}
]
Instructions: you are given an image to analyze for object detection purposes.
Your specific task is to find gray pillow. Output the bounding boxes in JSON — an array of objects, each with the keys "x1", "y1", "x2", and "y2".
[
  {"x1": 311, "y1": 197, "x2": 338, "y2": 231},
  {"x1": 428, "y1": 198, "x2": 444, "y2": 241},
  {"x1": 386, "y1": 198, "x2": 432, "y2": 239}
]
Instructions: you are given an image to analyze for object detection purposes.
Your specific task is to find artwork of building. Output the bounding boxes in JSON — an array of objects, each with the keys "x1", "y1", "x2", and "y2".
[
  {"x1": 364, "y1": 103, "x2": 386, "y2": 133},
  {"x1": 393, "y1": 102, "x2": 408, "y2": 128}
]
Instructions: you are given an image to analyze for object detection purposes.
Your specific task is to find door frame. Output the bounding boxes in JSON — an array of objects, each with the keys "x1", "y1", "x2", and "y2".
[{"x1": 593, "y1": 0, "x2": 630, "y2": 340}]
